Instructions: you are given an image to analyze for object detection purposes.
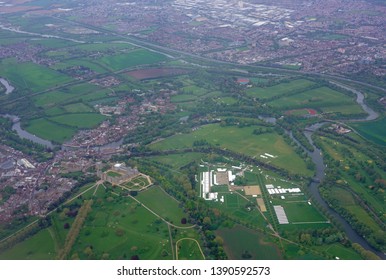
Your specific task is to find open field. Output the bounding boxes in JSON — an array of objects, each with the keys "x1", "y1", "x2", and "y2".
[
  {"x1": 149, "y1": 153, "x2": 204, "y2": 169},
  {"x1": 280, "y1": 202, "x2": 326, "y2": 223},
  {"x1": 216, "y1": 225, "x2": 281, "y2": 259},
  {"x1": 268, "y1": 86, "x2": 363, "y2": 114},
  {"x1": 63, "y1": 103, "x2": 93, "y2": 113},
  {"x1": 0, "y1": 59, "x2": 72, "y2": 92},
  {"x1": 99, "y1": 49, "x2": 167, "y2": 71},
  {"x1": 136, "y1": 186, "x2": 188, "y2": 226},
  {"x1": 0, "y1": 228, "x2": 55, "y2": 260},
  {"x1": 150, "y1": 124, "x2": 312, "y2": 176},
  {"x1": 49, "y1": 113, "x2": 106, "y2": 128},
  {"x1": 33, "y1": 83, "x2": 101, "y2": 107},
  {"x1": 246, "y1": 79, "x2": 315, "y2": 99},
  {"x1": 176, "y1": 239, "x2": 205, "y2": 260},
  {"x1": 72, "y1": 195, "x2": 172, "y2": 260},
  {"x1": 351, "y1": 118, "x2": 386, "y2": 146},
  {"x1": 24, "y1": 118, "x2": 76, "y2": 143},
  {"x1": 127, "y1": 68, "x2": 191, "y2": 80}
]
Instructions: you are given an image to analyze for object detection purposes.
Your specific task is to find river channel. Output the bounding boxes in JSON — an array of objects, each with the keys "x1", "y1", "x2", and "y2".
[{"x1": 298, "y1": 85, "x2": 384, "y2": 258}]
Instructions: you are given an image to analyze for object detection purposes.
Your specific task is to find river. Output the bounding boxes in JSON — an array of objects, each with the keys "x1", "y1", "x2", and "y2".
[
  {"x1": 303, "y1": 124, "x2": 385, "y2": 259},
  {"x1": 0, "y1": 78, "x2": 15, "y2": 95}
]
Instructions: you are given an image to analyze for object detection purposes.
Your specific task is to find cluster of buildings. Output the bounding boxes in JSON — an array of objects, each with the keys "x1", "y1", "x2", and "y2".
[
  {"x1": 0, "y1": 145, "x2": 76, "y2": 222},
  {"x1": 57, "y1": 0, "x2": 385, "y2": 79}
]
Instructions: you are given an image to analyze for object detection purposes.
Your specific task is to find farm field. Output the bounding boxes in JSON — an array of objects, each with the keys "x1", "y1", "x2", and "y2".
[
  {"x1": 351, "y1": 118, "x2": 386, "y2": 146},
  {"x1": 150, "y1": 124, "x2": 312, "y2": 176},
  {"x1": 216, "y1": 225, "x2": 281, "y2": 259},
  {"x1": 246, "y1": 79, "x2": 316, "y2": 100}
]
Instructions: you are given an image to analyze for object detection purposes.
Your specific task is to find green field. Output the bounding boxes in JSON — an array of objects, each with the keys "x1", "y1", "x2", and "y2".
[
  {"x1": 99, "y1": 49, "x2": 167, "y2": 71},
  {"x1": 49, "y1": 113, "x2": 106, "y2": 128},
  {"x1": 0, "y1": 59, "x2": 72, "y2": 92},
  {"x1": 63, "y1": 103, "x2": 94, "y2": 113},
  {"x1": 25, "y1": 118, "x2": 76, "y2": 143},
  {"x1": 0, "y1": 229, "x2": 55, "y2": 260},
  {"x1": 33, "y1": 83, "x2": 101, "y2": 107},
  {"x1": 150, "y1": 153, "x2": 204, "y2": 169},
  {"x1": 72, "y1": 195, "x2": 172, "y2": 260},
  {"x1": 136, "y1": 186, "x2": 189, "y2": 226},
  {"x1": 176, "y1": 239, "x2": 205, "y2": 260},
  {"x1": 182, "y1": 85, "x2": 207, "y2": 96},
  {"x1": 216, "y1": 225, "x2": 281, "y2": 259},
  {"x1": 171, "y1": 94, "x2": 197, "y2": 103},
  {"x1": 280, "y1": 202, "x2": 327, "y2": 223},
  {"x1": 246, "y1": 79, "x2": 315, "y2": 99},
  {"x1": 150, "y1": 124, "x2": 312, "y2": 176},
  {"x1": 268, "y1": 86, "x2": 363, "y2": 114},
  {"x1": 351, "y1": 118, "x2": 386, "y2": 146}
]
